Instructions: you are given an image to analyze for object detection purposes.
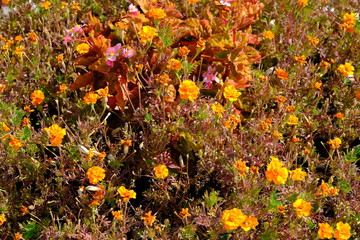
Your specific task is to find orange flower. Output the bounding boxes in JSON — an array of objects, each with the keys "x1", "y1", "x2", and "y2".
[
  {"x1": 121, "y1": 139, "x2": 132, "y2": 147},
  {"x1": 44, "y1": 124, "x2": 66, "y2": 146},
  {"x1": 167, "y1": 58, "x2": 182, "y2": 70},
  {"x1": 0, "y1": 122, "x2": 10, "y2": 131},
  {"x1": 285, "y1": 105, "x2": 295, "y2": 112},
  {"x1": 333, "y1": 112, "x2": 344, "y2": 120},
  {"x1": 142, "y1": 211, "x2": 156, "y2": 226},
  {"x1": 0, "y1": 214, "x2": 6, "y2": 226},
  {"x1": 86, "y1": 166, "x2": 106, "y2": 184},
  {"x1": 156, "y1": 74, "x2": 171, "y2": 85},
  {"x1": 277, "y1": 205, "x2": 287, "y2": 215},
  {"x1": 96, "y1": 87, "x2": 111, "y2": 98},
  {"x1": 178, "y1": 80, "x2": 199, "y2": 101},
  {"x1": 83, "y1": 91, "x2": 98, "y2": 104},
  {"x1": 153, "y1": 164, "x2": 169, "y2": 179},
  {"x1": 61, "y1": 2, "x2": 68, "y2": 9},
  {"x1": 234, "y1": 159, "x2": 249, "y2": 177},
  {"x1": 265, "y1": 156, "x2": 288, "y2": 184},
  {"x1": 24, "y1": 105, "x2": 34, "y2": 112},
  {"x1": 307, "y1": 36, "x2": 319, "y2": 46},
  {"x1": 139, "y1": 26, "x2": 158, "y2": 42},
  {"x1": 2, "y1": 0, "x2": 10, "y2": 4},
  {"x1": 178, "y1": 46, "x2": 190, "y2": 57},
  {"x1": 179, "y1": 208, "x2": 191, "y2": 218},
  {"x1": 318, "y1": 223, "x2": 333, "y2": 239},
  {"x1": 20, "y1": 205, "x2": 29, "y2": 216},
  {"x1": 328, "y1": 137, "x2": 341, "y2": 150},
  {"x1": 186, "y1": 0, "x2": 199, "y2": 3},
  {"x1": 224, "y1": 114, "x2": 240, "y2": 129},
  {"x1": 14, "y1": 232, "x2": 22, "y2": 240},
  {"x1": 112, "y1": 210, "x2": 123, "y2": 221},
  {"x1": 274, "y1": 69, "x2": 288, "y2": 79},
  {"x1": 21, "y1": 117, "x2": 30, "y2": 127},
  {"x1": 30, "y1": 89, "x2": 45, "y2": 105},
  {"x1": 13, "y1": 46, "x2": 25, "y2": 57},
  {"x1": 76, "y1": 43, "x2": 90, "y2": 54},
  {"x1": 40, "y1": 1, "x2": 51, "y2": 9},
  {"x1": 337, "y1": 62, "x2": 354, "y2": 77},
  {"x1": 27, "y1": 33, "x2": 38, "y2": 44},
  {"x1": 287, "y1": 115, "x2": 299, "y2": 125},
  {"x1": 314, "y1": 82, "x2": 323, "y2": 90},
  {"x1": 298, "y1": 0, "x2": 308, "y2": 7},
  {"x1": 57, "y1": 84, "x2": 68, "y2": 93},
  {"x1": 117, "y1": 186, "x2": 136, "y2": 202},
  {"x1": 14, "y1": 35, "x2": 23, "y2": 42},
  {"x1": 211, "y1": 103, "x2": 225, "y2": 116},
  {"x1": 316, "y1": 181, "x2": 339, "y2": 197},
  {"x1": 240, "y1": 216, "x2": 259, "y2": 231},
  {"x1": 0, "y1": 83, "x2": 5, "y2": 92},
  {"x1": 293, "y1": 199, "x2": 311, "y2": 217},
  {"x1": 56, "y1": 54, "x2": 65, "y2": 62},
  {"x1": 343, "y1": 13, "x2": 356, "y2": 25},
  {"x1": 290, "y1": 168, "x2": 307, "y2": 181},
  {"x1": 9, "y1": 136, "x2": 24, "y2": 151},
  {"x1": 71, "y1": 2, "x2": 81, "y2": 12},
  {"x1": 148, "y1": 8, "x2": 166, "y2": 19},
  {"x1": 294, "y1": 55, "x2": 307, "y2": 65},
  {"x1": 223, "y1": 85, "x2": 241, "y2": 101},
  {"x1": 221, "y1": 208, "x2": 246, "y2": 230},
  {"x1": 272, "y1": 131, "x2": 283, "y2": 140},
  {"x1": 334, "y1": 222, "x2": 351, "y2": 240},
  {"x1": 263, "y1": 30, "x2": 274, "y2": 40}
]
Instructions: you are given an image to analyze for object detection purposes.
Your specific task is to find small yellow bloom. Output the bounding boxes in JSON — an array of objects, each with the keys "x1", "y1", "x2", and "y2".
[
  {"x1": 153, "y1": 164, "x2": 169, "y2": 179},
  {"x1": 30, "y1": 89, "x2": 45, "y2": 105},
  {"x1": 0, "y1": 83, "x2": 5, "y2": 92},
  {"x1": 234, "y1": 159, "x2": 249, "y2": 177},
  {"x1": 274, "y1": 69, "x2": 288, "y2": 79},
  {"x1": 277, "y1": 205, "x2": 287, "y2": 215},
  {"x1": 263, "y1": 30, "x2": 274, "y2": 40},
  {"x1": 0, "y1": 122, "x2": 10, "y2": 131},
  {"x1": 112, "y1": 210, "x2": 123, "y2": 221},
  {"x1": 21, "y1": 117, "x2": 31, "y2": 127},
  {"x1": 13, "y1": 46, "x2": 26, "y2": 57},
  {"x1": 179, "y1": 208, "x2": 191, "y2": 218},
  {"x1": 156, "y1": 74, "x2": 171, "y2": 85},
  {"x1": 290, "y1": 168, "x2": 307, "y2": 181},
  {"x1": 139, "y1": 26, "x2": 158, "y2": 43},
  {"x1": 23, "y1": 105, "x2": 34, "y2": 113},
  {"x1": 337, "y1": 62, "x2": 354, "y2": 77},
  {"x1": 287, "y1": 115, "x2": 299, "y2": 125},
  {"x1": 314, "y1": 82, "x2": 323, "y2": 90},
  {"x1": 76, "y1": 43, "x2": 90, "y2": 54},
  {"x1": 71, "y1": 2, "x2": 81, "y2": 12},
  {"x1": 328, "y1": 137, "x2": 341, "y2": 150},
  {"x1": 224, "y1": 114, "x2": 240, "y2": 129},
  {"x1": 57, "y1": 84, "x2": 68, "y2": 93},
  {"x1": 0, "y1": 214, "x2": 6, "y2": 225},
  {"x1": 121, "y1": 139, "x2": 132, "y2": 147},
  {"x1": 148, "y1": 8, "x2": 166, "y2": 19},
  {"x1": 221, "y1": 208, "x2": 246, "y2": 230},
  {"x1": 294, "y1": 55, "x2": 307, "y2": 65},
  {"x1": 167, "y1": 58, "x2": 182, "y2": 70},
  {"x1": 334, "y1": 222, "x2": 351, "y2": 240},
  {"x1": 298, "y1": 0, "x2": 308, "y2": 7},
  {"x1": 9, "y1": 136, "x2": 24, "y2": 151},
  {"x1": 61, "y1": 2, "x2": 68, "y2": 9},
  {"x1": 96, "y1": 86, "x2": 111, "y2": 98},
  {"x1": 318, "y1": 223, "x2": 333, "y2": 239},
  {"x1": 117, "y1": 186, "x2": 136, "y2": 202},
  {"x1": 44, "y1": 124, "x2": 66, "y2": 146},
  {"x1": 186, "y1": 0, "x2": 199, "y2": 3},
  {"x1": 293, "y1": 199, "x2": 311, "y2": 217},
  {"x1": 265, "y1": 156, "x2": 288, "y2": 184},
  {"x1": 343, "y1": 13, "x2": 356, "y2": 25},
  {"x1": 2, "y1": 0, "x2": 10, "y2": 5},
  {"x1": 86, "y1": 166, "x2": 106, "y2": 185},
  {"x1": 83, "y1": 91, "x2": 98, "y2": 104},
  {"x1": 307, "y1": 36, "x2": 319, "y2": 46},
  {"x1": 286, "y1": 105, "x2": 295, "y2": 113},
  {"x1": 142, "y1": 211, "x2": 156, "y2": 226},
  {"x1": 211, "y1": 103, "x2": 225, "y2": 116},
  {"x1": 316, "y1": 181, "x2": 340, "y2": 197},
  {"x1": 223, "y1": 85, "x2": 241, "y2": 101},
  {"x1": 14, "y1": 35, "x2": 24, "y2": 42},
  {"x1": 40, "y1": 1, "x2": 51, "y2": 10},
  {"x1": 240, "y1": 216, "x2": 258, "y2": 231},
  {"x1": 178, "y1": 80, "x2": 199, "y2": 101}
]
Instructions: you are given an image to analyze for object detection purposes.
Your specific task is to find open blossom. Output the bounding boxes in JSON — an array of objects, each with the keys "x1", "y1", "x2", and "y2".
[
  {"x1": 83, "y1": 91, "x2": 98, "y2": 104},
  {"x1": 76, "y1": 43, "x2": 90, "y2": 54},
  {"x1": 202, "y1": 66, "x2": 220, "y2": 88},
  {"x1": 240, "y1": 216, "x2": 259, "y2": 232},
  {"x1": 167, "y1": 59, "x2": 182, "y2": 70},
  {"x1": 340, "y1": 13, "x2": 356, "y2": 33},
  {"x1": 13, "y1": 46, "x2": 25, "y2": 57},
  {"x1": 148, "y1": 8, "x2": 166, "y2": 19},
  {"x1": 337, "y1": 62, "x2": 354, "y2": 77},
  {"x1": 294, "y1": 55, "x2": 306, "y2": 65},
  {"x1": 44, "y1": 124, "x2": 66, "y2": 146},
  {"x1": 0, "y1": 214, "x2": 6, "y2": 225},
  {"x1": 290, "y1": 168, "x2": 307, "y2": 181},
  {"x1": 30, "y1": 90, "x2": 45, "y2": 105},
  {"x1": 27, "y1": 33, "x2": 38, "y2": 44},
  {"x1": 234, "y1": 159, "x2": 249, "y2": 177},
  {"x1": 122, "y1": 47, "x2": 135, "y2": 58},
  {"x1": 139, "y1": 26, "x2": 158, "y2": 42},
  {"x1": 128, "y1": 4, "x2": 138, "y2": 15},
  {"x1": 142, "y1": 211, "x2": 156, "y2": 226},
  {"x1": 186, "y1": 0, "x2": 199, "y2": 3},
  {"x1": 211, "y1": 103, "x2": 225, "y2": 116},
  {"x1": 9, "y1": 136, "x2": 24, "y2": 151},
  {"x1": 333, "y1": 112, "x2": 345, "y2": 120},
  {"x1": 178, "y1": 80, "x2": 199, "y2": 101},
  {"x1": 105, "y1": 43, "x2": 122, "y2": 62},
  {"x1": 179, "y1": 208, "x2": 191, "y2": 218},
  {"x1": 293, "y1": 199, "x2": 311, "y2": 217},
  {"x1": 224, "y1": 114, "x2": 240, "y2": 129},
  {"x1": 117, "y1": 186, "x2": 136, "y2": 202},
  {"x1": 154, "y1": 164, "x2": 169, "y2": 179},
  {"x1": 314, "y1": 82, "x2": 323, "y2": 90},
  {"x1": 112, "y1": 210, "x2": 123, "y2": 221},
  {"x1": 178, "y1": 46, "x2": 190, "y2": 57},
  {"x1": 40, "y1": 1, "x2": 51, "y2": 9},
  {"x1": 274, "y1": 69, "x2": 288, "y2": 79},
  {"x1": 307, "y1": 36, "x2": 319, "y2": 46},
  {"x1": 263, "y1": 30, "x2": 274, "y2": 40},
  {"x1": 265, "y1": 156, "x2": 288, "y2": 184},
  {"x1": 223, "y1": 85, "x2": 241, "y2": 101},
  {"x1": 222, "y1": 208, "x2": 246, "y2": 230},
  {"x1": 287, "y1": 115, "x2": 299, "y2": 125},
  {"x1": 298, "y1": 0, "x2": 308, "y2": 7},
  {"x1": 334, "y1": 222, "x2": 351, "y2": 240},
  {"x1": 316, "y1": 181, "x2": 340, "y2": 197},
  {"x1": 86, "y1": 166, "x2": 105, "y2": 184},
  {"x1": 318, "y1": 223, "x2": 333, "y2": 239},
  {"x1": 328, "y1": 137, "x2": 341, "y2": 150},
  {"x1": 220, "y1": 0, "x2": 234, "y2": 7}
]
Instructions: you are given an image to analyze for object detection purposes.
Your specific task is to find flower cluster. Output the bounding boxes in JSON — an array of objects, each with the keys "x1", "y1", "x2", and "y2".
[{"x1": 222, "y1": 208, "x2": 258, "y2": 231}]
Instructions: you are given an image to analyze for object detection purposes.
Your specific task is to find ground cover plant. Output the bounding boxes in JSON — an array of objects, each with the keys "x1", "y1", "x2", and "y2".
[{"x1": 0, "y1": 0, "x2": 359, "y2": 239}]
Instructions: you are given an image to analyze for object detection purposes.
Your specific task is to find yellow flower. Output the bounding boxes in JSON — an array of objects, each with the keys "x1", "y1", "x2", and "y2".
[
  {"x1": 178, "y1": 80, "x2": 199, "y2": 101},
  {"x1": 30, "y1": 89, "x2": 45, "y2": 105},
  {"x1": 222, "y1": 208, "x2": 246, "y2": 230},
  {"x1": 186, "y1": 0, "x2": 199, "y2": 3},
  {"x1": 112, "y1": 210, "x2": 123, "y2": 221},
  {"x1": 307, "y1": 36, "x2": 319, "y2": 46},
  {"x1": 96, "y1": 86, "x2": 111, "y2": 98},
  {"x1": 333, "y1": 112, "x2": 345, "y2": 120},
  {"x1": 234, "y1": 159, "x2": 249, "y2": 177},
  {"x1": 0, "y1": 214, "x2": 6, "y2": 225},
  {"x1": 263, "y1": 30, "x2": 274, "y2": 40},
  {"x1": 0, "y1": 122, "x2": 10, "y2": 131},
  {"x1": 290, "y1": 168, "x2": 307, "y2": 181},
  {"x1": 240, "y1": 216, "x2": 259, "y2": 231},
  {"x1": 23, "y1": 105, "x2": 34, "y2": 113},
  {"x1": 117, "y1": 186, "x2": 136, "y2": 202},
  {"x1": 314, "y1": 82, "x2": 323, "y2": 90},
  {"x1": 179, "y1": 208, "x2": 191, "y2": 218},
  {"x1": 83, "y1": 91, "x2": 98, "y2": 104},
  {"x1": 328, "y1": 137, "x2": 341, "y2": 150},
  {"x1": 294, "y1": 55, "x2": 307, "y2": 65},
  {"x1": 142, "y1": 211, "x2": 156, "y2": 226},
  {"x1": 86, "y1": 166, "x2": 106, "y2": 184},
  {"x1": 61, "y1": 2, "x2": 68, "y2": 9},
  {"x1": 223, "y1": 85, "x2": 241, "y2": 101},
  {"x1": 337, "y1": 62, "x2": 354, "y2": 77},
  {"x1": 44, "y1": 124, "x2": 66, "y2": 146},
  {"x1": 298, "y1": 0, "x2": 308, "y2": 7},
  {"x1": 277, "y1": 205, "x2": 287, "y2": 215},
  {"x1": 334, "y1": 222, "x2": 351, "y2": 240},
  {"x1": 167, "y1": 58, "x2": 182, "y2": 70},
  {"x1": 224, "y1": 114, "x2": 240, "y2": 129},
  {"x1": 320, "y1": 60, "x2": 331, "y2": 69},
  {"x1": 316, "y1": 181, "x2": 340, "y2": 197},
  {"x1": 293, "y1": 199, "x2": 311, "y2": 217},
  {"x1": 156, "y1": 74, "x2": 171, "y2": 85},
  {"x1": 27, "y1": 33, "x2": 38, "y2": 44},
  {"x1": 211, "y1": 103, "x2": 225, "y2": 116},
  {"x1": 9, "y1": 136, "x2": 24, "y2": 151},
  {"x1": 13, "y1": 46, "x2": 25, "y2": 57},
  {"x1": 318, "y1": 223, "x2": 333, "y2": 239},
  {"x1": 2, "y1": 0, "x2": 10, "y2": 4},
  {"x1": 265, "y1": 156, "x2": 288, "y2": 184},
  {"x1": 153, "y1": 164, "x2": 169, "y2": 179},
  {"x1": 274, "y1": 69, "x2": 288, "y2": 79},
  {"x1": 139, "y1": 26, "x2": 158, "y2": 43},
  {"x1": 76, "y1": 43, "x2": 90, "y2": 54},
  {"x1": 287, "y1": 115, "x2": 299, "y2": 125},
  {"x1": 40, "y1": 1, "x2": 51, "y2": 10},
  {"x1": 14, "y1": 35, "x2": 24, "y2": 42},
  {"x1": 343, "y1": 13, "x2": 356, "y2": 25},
  {"x1": 148, "y1": 8, "x2": 166, "y2": 19}
]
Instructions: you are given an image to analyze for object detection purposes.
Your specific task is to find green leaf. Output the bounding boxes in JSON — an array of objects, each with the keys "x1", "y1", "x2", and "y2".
[{"x1": 269, "y1": 190, "x2": 282, "y2": 210}]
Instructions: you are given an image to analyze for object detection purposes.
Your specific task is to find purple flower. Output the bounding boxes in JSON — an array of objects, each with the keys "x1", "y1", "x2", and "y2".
[
  {"x1": 105, "y1": 43, "x2": 122, "y2": 62},
  {"x1": 220, "y1": 0, "x2": 234, "y2": 7},
  {"x1": 202, "y1": 66, "x2": 220, "y2": 88},
  {"x1": 122, "y1": 47, "x2": 135, "y2": 58}
]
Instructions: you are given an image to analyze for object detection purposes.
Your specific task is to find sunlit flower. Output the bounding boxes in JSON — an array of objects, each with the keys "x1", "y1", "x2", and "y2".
[
  {"x1": 224, "y1": 114, "x2": 240, "y2": 129},
  {"x1": 30, "y1": 90, "x2": 45, "y2": 106},
  {"x1": 263, "y1": 30, "x2": 274, "y2": 40},
  {"x1": 56, "y1": 54, "x2": 65, "y2": 62},
  {"x1": 105, "y1": 43, "x2": 122, "y2": 62},
  {"x1": 265, "y1": 156, "x2": 288, "y2": 184},
  {"x1": 328, "y1": 137, "x2": 341, "y2": 150},
  {"x1": 2, "y1": 0, "x2": 10, "y2": 5},
  {"x1": 337, "y1": 62, "x2": 354, "y2": 77},
  {"x1": 139, "y1": 26, "x2": 158, "y2": 43},
  {"x1": 234, "y1": 159, "x2": 249, "y2": 177},
  {"x1": 316, "y1": 181, "x2": 340, "y2": 197},
  {"x1": 286, "y1": 105, "x2": 295, "y2": 113},
  {"x1": 14, "y1": 232, "x2": 22, "y2": 240},
  {"x1": 223, "y1": 85, "x2": 241, "y2": 101},
  {"x1": 196, "y1": 38, "x2": 205, "y2": 49},
  {"x1": 112, "y1": 210, "x2": 123, "y2": 221},
  {"x1": 167, "y1": 58, "x2": 182, "y2": 70},
  {"x1": 142, "y1": 211, "x2": 156, "y2": 226},
  {"x1": 44, "y1": 124, "x2": 66, "y2": 146},
  {"x1": 83, "y1": 91, "x2": 98, "y2": 104},
  {"x1": 318, "y1": 223, "x2": 333, "y2": 239},
  {"x1": 291, "y1": 136, "x2": 301, "y2": 143},
  {"x1": 314, "y1": 82, "x2": 323, "y2": 90},
  {"x1": 9, "y1": 136, "x2": 24, "y2": 151},
  {"x1": 320, "y1": 60, "x2": 331, "y2": 69},
  {"x1": 61, "y1": 2, "x2": 68, "y2": 9},
  {"x1": 0, "y1": 214, "x2": 6, "y2": 225},
  {"x1": 71, "y1": 2, "x2": 81, "y2": 12},
  {"x1": 294, "y1": 55, "x2": 306, "y2": 65},
  {"x1": 333, "y1": 112, "x2": 345, "y2": 120},
  {"x1": 307, "y1": 36, "x2": 319, "y2": 46},
  {"x1": 27, "y1": 33, "x2": 38, "y2": 44},
  {"x1": 148, "y1": 8, "x2": 166, "y2": 19},
  {"x1": 14, "y1": 35, "x2": 23, "y2": 42},
  {"x1": 303, "y1": 148, "x2": 311, "y2": 155},
  {"x1": 40, "y1": 1, "x2": 51, "y2": 9},
  {"x1": 117, "y1": 186, "x2": 136, "y2": 202},
  {"x1": 154, "y1": 164, "x2": 169, "y2": 179},
  {"x1": 334, "y1": 222, "x2": 351, "y2": 240},
  {"x1": 23, "y1": 105, "x2": 34, "y2": 113},
  {"x1": 293, "y1": 199, "x2": 311, "y2": 217},
  {"x1": 211, "y1": 103, "x2": 225, "y2": 116},
  {"x1": 0, "y1": 122, "x2": 10, "y2": 131},
  {"x1": 274, "y1": 69, "x2": 288, "y2": 79},
  {"x1": 272, "y1": 130, "x2": 283, "y2": 140},
  {"x1": 178, "y1": 46, "x2": 190, "y2": 57},
  {"x1": 178, "y1": 80, "x2": 199, "y2": 101},
  {"x1": 287, "y1": 115, "x2": 299, "y2": 125},
  {"x1": 179, "y1": 208, "x2": 191, "y2": 218},
  {"x1": 222, "y1": 208, "x2": 246, "y2": 230},
  {"x1": 240, "y1": 216, "x2": 259, "y2": 231},
  {"x1": 220, "y1": 0, "x2": 234, "y2": 7},
  {"x1": 21, "y1": 117, "x2": 31, "y2": 127},
  {"x1": 76, "y1": 43, "x2": 90, "y2": 54},
  {"x1": 86, "y1": 166, "x2": 106, "y2": 184},
  {"x1": 298, "y1": 0, "x2": 308, "y2": 7},
  {"x1": 13, "y1": 46, "x2": 25, "y2": 57},
  {"x1": 88, "y1": 200, "x2": 100, "y2": 207},
  {"x1": 275, "y1": 96, "x2": 287, "y2": 107},
  {"x1": 128, "y1": 4, "x2": 138, "y2": 15},
  {"x1": 290, "y1": 168, "x2": 307, "y2": 181},
  {"x1": 343, "y1": 13, "x2": 356, "y2": 25}
]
